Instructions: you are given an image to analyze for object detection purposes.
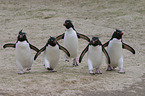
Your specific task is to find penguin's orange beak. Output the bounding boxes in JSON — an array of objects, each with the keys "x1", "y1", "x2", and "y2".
[
  {"x1": 63, "y1": 23, "x2": 66, "y2": 26},
  {"x1": 121, "y1": 32, "x2": 124, "y2": 35},
  {"x1": 93, "y1": 41, "x2": 95, "y2": 44}
]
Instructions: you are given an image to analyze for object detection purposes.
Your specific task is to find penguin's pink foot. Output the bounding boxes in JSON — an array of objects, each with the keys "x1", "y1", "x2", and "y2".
[
  {"x1": 18, "y1": 71, "x2": 24, "y2": 75},
  {"x1": 90, "y1": 71, "x2": 95, "y2": 75},
  {"x1": 26, "y1": 67, "x2": 31, "y2": 72},
  {"x1": 73, "y1": 62, "x2": 78, "y2": 66},
  {"x1": 95, "y1": 68, "x2": 102, "y2": 74},
  {"x1": 65, "y1": 58, "x2": 69, "y2": 62},
  {"x1": 25, "y1": 70, "x2": 30, "y2": 73},
  {"x1": 118, "y1": 69, "x2": 125, "y2": 74},
  {"x1": 114, "y1": 67, "x2": 118, "y2": 70},
  {"x1": 106, "y1": 65, "x2": 113, "y2": 71},
  {"x1": 73, "y1": 58, "x2": 78, "y2": 66},
  {"x1": 26, "y1": 67, "x2": 31, "y2": 71},
  {"x1": 52, "y1": 69, "x2": 57, "y2": 72}
]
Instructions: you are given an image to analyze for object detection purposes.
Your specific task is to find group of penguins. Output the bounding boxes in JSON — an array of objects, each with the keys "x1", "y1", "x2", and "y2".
[{"x1": 3, "y1": 20, "x2": 135, "y2": 75}]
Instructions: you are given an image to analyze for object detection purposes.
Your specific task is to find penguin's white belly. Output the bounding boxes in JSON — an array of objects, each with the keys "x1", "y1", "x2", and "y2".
[
  {"x1": 64, "y1": 32, "x2": 78, "y2": 58},
  {"x1": 107, "y1": 40, "x2": 123, "y2": 67},
  {"x1": 15, "y1": 41, "x2": 33, "y2": 68},
  {"x1": 44, "y1": 45, "x2": 60, "y2": 68},
  {"x1": 88, "y1": 46, "x2": 102, "y2": 68}
]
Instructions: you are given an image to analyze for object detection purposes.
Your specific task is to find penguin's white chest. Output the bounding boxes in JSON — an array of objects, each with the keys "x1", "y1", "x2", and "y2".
[
  {"x1": 64, "y1": 29, "x2": 78, "y2": 58},
  {"x1": 44, "y1": 45, "x2": 60, "y2": 64},
  {"x1": 15, "y1": 41, "x2": 33, "y2": 68},
  {"x1": 88, "y1": 45, "x2": 102, "y2": 67},
  {"x1": 107, "y1": 39, "x2": 123, "y2": 67}
]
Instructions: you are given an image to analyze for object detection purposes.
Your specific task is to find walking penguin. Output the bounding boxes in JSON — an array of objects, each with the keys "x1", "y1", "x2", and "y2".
[
  {"x1": 79, "y1": 37, "x2": 110, "y2": 75},
  {"x1": 56, "y1": 20, "x2": 90, "y2": 66},
  {"x1": 3, "y1": 30, "x2": 39, "y2": 74},
  {"x1": 103, "y1": 29, "x2": 135, "y2": 73},
  {"x1": 34, "y1": 37, "x2": 70, "y2": 72}
]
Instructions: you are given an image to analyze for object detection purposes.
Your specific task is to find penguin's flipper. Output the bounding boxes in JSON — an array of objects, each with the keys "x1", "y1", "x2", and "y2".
[
  {"x1": 3, "y1": 43, "x2": 16, "y2": 48},
  {"x1": 77, "y1": 33, "x2": 90, "y2": 42},
  {"x1": 57, "y1": 43, "x2": 70, "y2": 57},
  {"x1": 56, "y1": 33, "x2": 64, "y2": 41},
  {"x1": 29, "y1": 44, "x2": 39, "y2": 52},
  {"x1": 102, "y1": 46, "x2": 111, "y2": 64},
  {"x1": 102, "y1": 41, "x2": 109, "y2": 47},
  {"x1": 122, "y1": 42, "x2": 135, "y2": 54},
  {"x1": 79, "y1": 44, "x2": 89, "y2": 63},
  {"x1": 34, "y1": 46, "x2": 46, "y2": 60}
]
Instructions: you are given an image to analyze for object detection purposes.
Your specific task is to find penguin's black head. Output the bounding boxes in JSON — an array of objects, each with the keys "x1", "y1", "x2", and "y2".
[
  {"x1": 112, "y1": 29, "x2": 123, "y2": 40},
  {"x1": 90, "y1": 37, "x2": 102, "y2": 46},
  {"x1": 18, "y1": 30, "x2": 27, "y2": 42},
  {"x1": 48, "y1": 37, "x2": 57, "y2": 47},
  {"x1": 63, "y1": 20, "x2": 74, "y2": 29}
]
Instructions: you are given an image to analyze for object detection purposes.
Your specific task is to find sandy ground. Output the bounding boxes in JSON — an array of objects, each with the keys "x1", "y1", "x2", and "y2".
[{"x1": 0, "y1": 0, "x2": 145, "y2": 96}]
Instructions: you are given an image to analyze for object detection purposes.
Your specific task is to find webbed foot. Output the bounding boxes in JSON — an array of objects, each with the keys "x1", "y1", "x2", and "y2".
[
  {"x1": 95, "y1": 68, "x2": 102, "y2": 74},
  {"x1": 65, "y1": 58, "x2": 69, "y2": 62},
  {"x1": 18, "y1": 71, "x2": 24, "y2": 75},
  {"x1": 73, "y1": 58, "x2": 78, "y2": 66},
  {"x1": 106, "y1": 65, "x2": 113, "y2": 71},
  {"x1": 118, "y1": 69, "x2": 125, "y2": 74},
  {"x1": 90, "y1": 71, "x2": 95, "y2": 75}
]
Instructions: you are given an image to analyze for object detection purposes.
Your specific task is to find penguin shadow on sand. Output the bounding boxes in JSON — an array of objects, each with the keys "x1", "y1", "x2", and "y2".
[
  {"x1": 56, "y1": 20, "x2": 90, "y2": 67},
  {"x1": 3, "y1": 30, "x2": 39, "y2": 75},
  {"x1": 34, "y1": 36, "x2": 70, "y2": 72},
  {"x1": 79, "y1": 37, "x2": 111, "y2": 75},
  {"x1": 103, "y1": 29, "x2": 135, "y2": 74}
]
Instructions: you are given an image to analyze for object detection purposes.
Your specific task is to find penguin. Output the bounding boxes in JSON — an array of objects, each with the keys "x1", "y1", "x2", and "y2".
[
  {"x1": 79, "y1": 37, "x2": 110, "y2": 75},
  {"x1": 103, "y1": 29, "x2": 135, "y2": 74},
  {"x1": 34, "y1": 37, "x2": 70, "y2": 72},
  {"x1": 3, "y1": 30, "x2": 39, "y2": 74},
  {"x1": 56, "y1": 20, "x2": 90, "y2": 66}
]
